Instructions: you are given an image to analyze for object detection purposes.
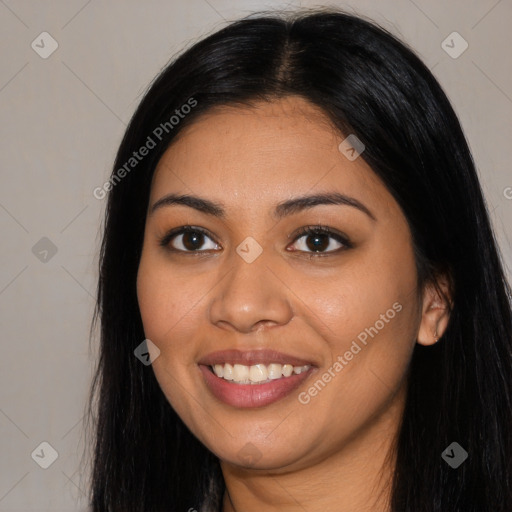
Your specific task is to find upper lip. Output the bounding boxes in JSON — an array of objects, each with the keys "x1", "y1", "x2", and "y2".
[{"x1": 197, "y1": 349, "x2": 315, "y2": 367}]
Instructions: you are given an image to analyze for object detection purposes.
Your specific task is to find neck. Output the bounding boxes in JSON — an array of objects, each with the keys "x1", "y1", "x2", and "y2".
[{"x1": 220, "y1": 384, "x2": 405, "y2": 512}]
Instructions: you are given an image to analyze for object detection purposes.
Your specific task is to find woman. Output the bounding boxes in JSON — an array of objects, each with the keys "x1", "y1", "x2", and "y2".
[{"x1": 85, "y1": 7, "x2": 512, "y2": 511}]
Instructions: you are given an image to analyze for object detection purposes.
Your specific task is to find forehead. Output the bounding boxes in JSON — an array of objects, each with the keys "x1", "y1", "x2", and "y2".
[
  {"x1": 159, "y1": 97, "x2": 339, "y2": 162},
  {"x1": 150, "y1": 96, "x2": 388, "y2": 214}
]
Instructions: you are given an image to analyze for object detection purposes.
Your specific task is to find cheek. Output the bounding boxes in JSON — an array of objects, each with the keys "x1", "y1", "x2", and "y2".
[
  {"x1": 296, "y1": 237, "x2": 419, "y2": 408},
  {"x1": 136, "y1": 251, "x2": 205, "y2": 424},
  {"x1": 136, "y1": 248, "x2": 198, "y2": 343},
  {"x1": 136, "y1": 258, "x2": 171, "y2": 340},
  {"x1": 305, "y1": 300, "x2": 415, "y2": 456},
  {"x1": 301, "y1": 247, "x2": 418, "y2": 354}
]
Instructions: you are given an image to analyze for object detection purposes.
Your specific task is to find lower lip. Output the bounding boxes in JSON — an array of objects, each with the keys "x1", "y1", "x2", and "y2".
[{"x1": 199, "y1": 365, "x2": 314, "y2": 408}]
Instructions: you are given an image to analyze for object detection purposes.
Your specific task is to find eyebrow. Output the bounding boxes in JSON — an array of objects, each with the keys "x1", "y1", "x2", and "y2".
[{"x1": 149, "y1": 191, "x2": 376, "y2": 221}]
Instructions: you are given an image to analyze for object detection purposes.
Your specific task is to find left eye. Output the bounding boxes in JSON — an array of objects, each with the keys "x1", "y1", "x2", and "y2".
[{"x1": 289, "y1": 227, "x2": 349, "y2": 254}]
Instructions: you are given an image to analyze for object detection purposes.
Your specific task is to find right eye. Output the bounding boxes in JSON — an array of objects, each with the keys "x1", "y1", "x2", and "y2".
[{"x1": 158, "y1": 226, "x2": 220, "y2": 253}]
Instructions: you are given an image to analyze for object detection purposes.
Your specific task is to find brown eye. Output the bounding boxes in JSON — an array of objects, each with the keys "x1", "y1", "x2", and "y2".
[
  {"x1": 159, "y1": 226, "x2": 220, "y2": 252},
  {"x1": 288, "y1": 226, "x2": 351, "y2": 255}
]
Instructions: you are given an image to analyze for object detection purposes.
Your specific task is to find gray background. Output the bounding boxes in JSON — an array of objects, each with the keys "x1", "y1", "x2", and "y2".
[{"x1": 1, "y1": 0, "x2": 511, "y2": 510}]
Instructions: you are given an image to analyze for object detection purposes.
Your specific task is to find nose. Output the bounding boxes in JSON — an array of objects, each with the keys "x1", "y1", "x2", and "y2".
[{"x1": 208, "y1": 248, "x2": 294, "y2": 334}]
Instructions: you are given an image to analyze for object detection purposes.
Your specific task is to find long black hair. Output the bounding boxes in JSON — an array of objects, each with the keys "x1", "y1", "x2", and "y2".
[{"x1": 83, "y1": 7, "x2": 512, "y2": 511}]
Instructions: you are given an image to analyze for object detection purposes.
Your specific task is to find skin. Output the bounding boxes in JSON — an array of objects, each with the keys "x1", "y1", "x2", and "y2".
[{"x1": 136, "y1": 96, "x2": 451, "y2": 512}]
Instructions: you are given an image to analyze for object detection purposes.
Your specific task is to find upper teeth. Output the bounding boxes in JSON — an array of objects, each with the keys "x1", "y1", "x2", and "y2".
[{"x1": 212, "y1": 363, "x2": 311, "y2": 384}]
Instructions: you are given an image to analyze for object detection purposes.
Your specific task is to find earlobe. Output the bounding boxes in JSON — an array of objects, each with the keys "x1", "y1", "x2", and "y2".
[
  {"x1": 416, "y1": 276, "x2": 453, "y2": 346},
  {"x1": 418, "y1": 305, "x2": 450, "y2": 346}
]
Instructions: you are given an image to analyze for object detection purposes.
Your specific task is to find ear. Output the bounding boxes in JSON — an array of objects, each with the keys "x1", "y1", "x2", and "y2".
[{"x1": 416, "y1": 273, "x2": 453, "y2": 346}]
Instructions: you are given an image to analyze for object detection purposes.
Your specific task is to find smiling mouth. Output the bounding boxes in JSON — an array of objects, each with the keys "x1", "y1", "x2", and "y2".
[
  {"x1": 209, "y1": 362, "x2": 311, "y2": 384},
  {"x1": 199, "y1": 363, "x2": 316, "y2": 408},
  {"x1": 197, "y1": 348, "x2": 317, "y2": 407}
]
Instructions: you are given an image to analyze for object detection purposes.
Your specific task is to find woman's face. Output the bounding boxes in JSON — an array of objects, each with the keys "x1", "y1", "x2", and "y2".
[{"x1": 136, "y1": 96, "x2": 424, "y2": 471}]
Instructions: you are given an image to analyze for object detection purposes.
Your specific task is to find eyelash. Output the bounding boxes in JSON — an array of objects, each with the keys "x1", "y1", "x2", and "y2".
[{"x1": 158, "y1": 224, "x2": 352, "y2": 258}]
